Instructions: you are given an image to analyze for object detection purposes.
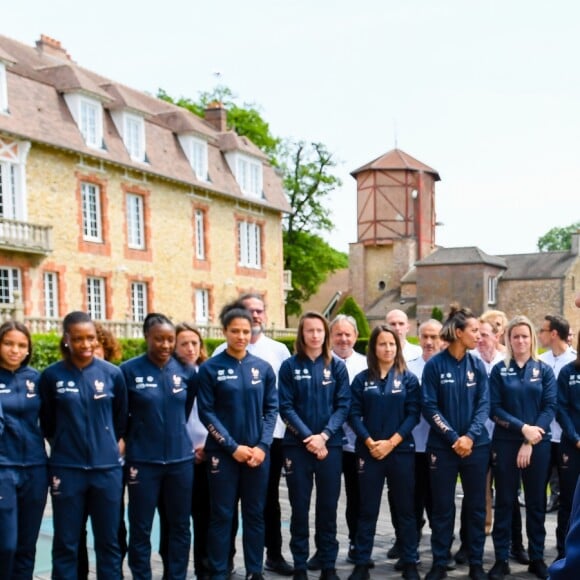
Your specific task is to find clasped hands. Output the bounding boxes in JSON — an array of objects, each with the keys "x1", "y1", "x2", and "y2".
[
  {"x1": 232, "y1": 445, "x2": 266, "y2": 467},
  {"x1": 303, "y1": 433, "x2": 329, "y2": 460}
]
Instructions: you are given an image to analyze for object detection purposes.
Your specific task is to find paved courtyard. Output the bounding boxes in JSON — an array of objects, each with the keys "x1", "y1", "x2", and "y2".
[{"x1": 34, "y1": 481, "x2": 560, "y2": 579}]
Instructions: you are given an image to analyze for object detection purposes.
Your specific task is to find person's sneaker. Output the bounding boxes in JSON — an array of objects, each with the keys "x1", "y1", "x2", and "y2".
[
  {"x1": 347, "y1": 544, "x2": 357, "y2": 564},
  {"x1": 402, "y1": 562, "x2": 420, "y2": 580},
  {"x1": 454, "y1": 545, "x2": 468, "y2": 565},
  {"x1": 509, "y1": 545, "x2": 529, "y2": 565},
  {"x1": 425, "y1": 565, "x2": 448, "y2": 580},
  {"x1": 387, "y1": 540, "x2": 402, "y2": 559},
  {"x1": 265, "y1": 556, "x2": 294, "y2": 576},
  {"x1": 320, "y1": 569, "x2": 340, "y2": 580},
  {"x1": 308, "y1": 552, "x2": 322, "y2": 571},
  {"x1": 293, "y1": 571, "x2": 308, "y2": 580},
  {"x1": 347, "y1": 564, "x2": 370, "y2": 580},
  {"x1": 246, "y1": 574, "x2": 264, "y2": 580},
  {"x1": 528, "y1": 559, "x2": 549, "y2": 579},
  {"x1": 468, "y1": 564, "x2": 486, "y2": 580},
  {"x1": 488, "y1": 560, "x2": 509, "y2": 580}
]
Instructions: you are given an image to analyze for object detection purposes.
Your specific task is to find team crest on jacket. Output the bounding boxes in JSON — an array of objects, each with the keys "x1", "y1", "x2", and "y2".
[
  {"x1": 172, "y1": 375, "x2": 184, "y2": 393},
  {"x1": 94, "y1": 379, "x2": 106, "y2": 399},
  {"x1": 26, "y1": 379, "x2": 36, "y2": 397},
  {"x1": 532, "y1": 367, "x2": 540, "y2": 379},
  {"x1": 392, "y1": 378, "x2": 402, "y2": 393},
  {"x1": 322, "y1": 367, "x2": 332, "y2": 386},
  {"x1": 210, "y1": 456, "x2": 220, "y2": 474},
  {"x1": 251, "y1": 367, "x2": 261, "y2": 384}
]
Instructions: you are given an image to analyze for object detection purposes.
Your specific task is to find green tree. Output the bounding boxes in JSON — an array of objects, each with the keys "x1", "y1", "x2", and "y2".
[
  {"x1": 537, "y1": 222, "x2": 580, "y2": 252},
  {"x1": 336, "y1": 296, "x2": 371, "y2": 337},
  {"x1": 431, "y1": 306, "x2": 444, "y2": 322}
]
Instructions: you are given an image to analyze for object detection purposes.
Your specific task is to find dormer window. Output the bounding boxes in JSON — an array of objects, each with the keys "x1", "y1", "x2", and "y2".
[
  {"x1": 63, "y1": 94, "x2": 104, "y2": 149},
  {"x1": 235, "y1": 154, "x2": 262, "y2": 198},
  {"x1": 124, "y1": 113, "x2": 145, "y2": 161},
  {"x1": 0, "y1": 62, "x2": 7, "y2": 114},
  {"x1": 178, "y1": 135, "x2": 208, "y2": 181}
]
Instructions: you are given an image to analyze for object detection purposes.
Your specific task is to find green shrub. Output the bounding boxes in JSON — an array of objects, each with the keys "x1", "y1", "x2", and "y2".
[{"x1": 336, "y1": 296, "x2": 371, "y2": 337}]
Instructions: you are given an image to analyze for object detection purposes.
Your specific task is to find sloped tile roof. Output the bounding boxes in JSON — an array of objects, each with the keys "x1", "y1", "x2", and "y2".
[
  {"x1": 0, "y1": 33, "x2": 290, "y2": 214},
  {"x1": 498, "y1": 251, "x2": 575, "y2": 280},
  {"x1": 416, "y1": 246, "x2": 507, "y2": 268},
  {"x1": 351, "y1": 148, "x2": 440, "y2": 180}
]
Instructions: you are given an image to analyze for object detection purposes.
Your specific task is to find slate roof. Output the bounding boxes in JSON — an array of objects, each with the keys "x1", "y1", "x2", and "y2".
[
  {"x1": 0, "y1": 33, "x2": 290, "y2": 214},
  {"x1": 351, "y1": 148, "x2": 441, "y2": 180},
  {"x1": 498, "y1": 251, "x2": 576, "y2": 280},
  {"x1": 415, "y1": 246, "x2": 507, "y2": 269}
]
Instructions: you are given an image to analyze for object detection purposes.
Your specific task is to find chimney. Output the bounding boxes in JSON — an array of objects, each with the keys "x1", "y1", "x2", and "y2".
[
  {"x1": 35, "y1": 35, "x2": 72, "y2": 61},
  {"x1": 204, "y1": 101, "x2": 227, "y2": 132}
]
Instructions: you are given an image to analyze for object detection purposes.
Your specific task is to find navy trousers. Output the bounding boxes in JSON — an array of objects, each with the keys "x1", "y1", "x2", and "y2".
[
  {"x1": 354, "y1": 449, "x2": 417, "y2": 564},
  {"x1": 206, "y1": 449, "x2": 270, "y2": 579},
  {"x1": 557, "y1": 440, "x2": 580, "y2": 556},
  {"x1": 284, "y1": 445, "x2": 342, "y2": 572},
  {"x1": 0, "y1": 465, "x2": 48, "y2": 579},
  {"x1": 428, "y1": 444, "x2": 489, "y2": 567},
  {"x1": 127, "y1": 460, "x2": 193, "y2": 580},
  {"x1": 50, "y1": 466, "x2": 123, "y2": 580},
  {"x1": 491, "y1": 438, "x2": 551, "y2": 561}
]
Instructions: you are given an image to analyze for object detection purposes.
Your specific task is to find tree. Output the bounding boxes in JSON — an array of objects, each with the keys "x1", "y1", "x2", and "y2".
[
  {"x1": 336, "y1": 296, "x2": 371, "y2": 337},
  {"x1": 537, "y1": 222, "x2": 580, "y2": 252}
]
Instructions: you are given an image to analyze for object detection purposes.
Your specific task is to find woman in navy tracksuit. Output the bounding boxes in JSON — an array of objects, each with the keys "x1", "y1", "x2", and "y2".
[
  {"x1": 0, "y1": 321, "x2": 47, "y2": 579},
  {"x1": 489, "y1": 315, "x2": 557, "y2": 580},
  {"x1": 197, "y1": 303, "x2": 278, "y2": 580},
  {"x1": 422, "y1": 305, "x2": 490, "y2": 580},
  {"x1": 121, "y1": 313, "x2": 196, "y2": 580},
  {"x1": 554, "y1": 332, "x2": 580, "y2": 562},
  {"x1": 39, "y1": 311, "x2": 127, "y2": 579},
  {"x1": 278, "y1": 311, "x2": 351, "y2": 580},
  {"x1": 347, "y1": 324, "x2": 421, "y2": 580}
]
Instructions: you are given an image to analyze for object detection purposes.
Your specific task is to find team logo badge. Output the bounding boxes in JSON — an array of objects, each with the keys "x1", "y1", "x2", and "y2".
[
  {"x1": 51, "y1": 476, "x2": 62, "y2": 495},
  {"x1": 210, "y1": 456, "x2": 220, "y2": 474},
  {"x1": 467, "y1": 371, "x2": 474, "y2": 381},
  {"x1": 284, "y1": 457, "x2": 293, "y2": 475},
  {"x1": 26, "y1": 379, "x2": 36, "y2": 397},
  {"x1": 532, "y1": 367, "x2": 540, "y2": 378},
  {"x1": 94, "y1": 379, "x2": 106, "y2": 399}
]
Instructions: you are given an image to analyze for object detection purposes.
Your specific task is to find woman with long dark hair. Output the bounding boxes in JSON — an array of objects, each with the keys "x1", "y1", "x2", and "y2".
[
  {"x1": 347, "y1": 324, "x2": 421, "y2": 580},
  {"x1": 0, "y1": 321, "x2": 47, "y2": 578},
  {"x1": 39, "y1": 311, "x2": 127, "y2": 578},
  {"x1": 422, "y1": 304, "x2": 490, "y2": 580}
]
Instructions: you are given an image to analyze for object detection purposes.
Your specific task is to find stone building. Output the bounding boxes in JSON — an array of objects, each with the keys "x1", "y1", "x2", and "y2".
[{"x1": 0, "y1": 33, "x2": 290, "y2": 332}]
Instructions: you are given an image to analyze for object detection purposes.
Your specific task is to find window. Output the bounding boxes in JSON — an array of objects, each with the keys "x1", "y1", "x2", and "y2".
[
  {"x1": 87, "y1": 276, "x2": 106, "y2": 320},
  {"x1": 194, "y1": 209, "x2": 206, "y2": 260},
  {"x1": 80, "y1": 98, "x2": 102, "y2": 148},
  {"x1": 236, "y1": 156, "x2": 262, "y2": 197},
  {"x1": 195, "y1": 288, "x2": 209, "y2": 324},
  {"x1": 124, "y1": 113, "x2": 145, "y2": 161},
  {"x1": 238, "y1": 221, "x2": 261, "y2": 269},
  {"x1": 0, "y1": 267, "x2": 20, "y2": 303},
  {"x1": 0, "y1": 161, "x2": 18, "y2": 219},
  {"x1": 81, "y1": 182, "x2": 102, "y2": 242},
  {"x1": 488, "y1": 276, "x2": 498, "y2": 305},
  {"x1": 43, "y1": 272, "x2": 59, "y2": 318},
  {"x1": 190, "y1": 138, "x2": 208, "y2": 181},
  {"x1": 131, "y1": 282, "x2": 148, "y2": 322},
  {"x1": 126, "y1": 194, "x2": 145, "y2": 249},
  {"x1": 0, "y1": 138, "x2": 28, "y2": 221},
  {"x1": 0, "y1": 62, "x2": 7, "y2": 114}
]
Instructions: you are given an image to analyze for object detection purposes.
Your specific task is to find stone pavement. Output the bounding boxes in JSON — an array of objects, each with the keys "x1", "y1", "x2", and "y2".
[{"x1": 34, "y1": 482, "x2": 560, "y2": 579}]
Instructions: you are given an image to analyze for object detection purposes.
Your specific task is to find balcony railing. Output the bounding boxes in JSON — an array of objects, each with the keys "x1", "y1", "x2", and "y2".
[{"x1": 0, "y1": 218, "x2": 52, "y2": 255}]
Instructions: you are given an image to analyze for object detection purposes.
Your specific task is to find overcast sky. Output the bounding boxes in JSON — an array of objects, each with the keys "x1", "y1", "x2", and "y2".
[{"x1": 5, "y1": 0, "x2": 580, "y2": 256}]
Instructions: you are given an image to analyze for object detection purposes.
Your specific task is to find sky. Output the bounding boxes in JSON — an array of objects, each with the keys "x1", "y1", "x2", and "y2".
[{"x1": 4, "y1": 0, "x2": 580, "y2": 256}]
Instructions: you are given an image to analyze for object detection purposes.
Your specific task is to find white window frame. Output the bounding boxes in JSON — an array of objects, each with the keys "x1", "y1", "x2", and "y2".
[
  {"x1": 124, "y1": 113, "x2": 145, "y2": 161},
  {"x1": 79, "y1": 97, "x2": 103, "y2": 149},
  {"x1": 195, "y1": 288, "x2": 209, "y2": 324},
  {"x1": 131, "y1": 281, "x2": 148, "y2": 322},
  {"x1": 87, "y1": 276, "x2": 106, "y2": 320},
  {"x1": 236, "y1": 155, "x2": 262, "y2": 197},
  {"x1": 194, "y1": 208, "x2": 206, "y2": 260},
  {"x1": 487, "y1": 276, "x2": 498, "y2": 305},
  {"x1": 238, "y1": 221, "x2": 261, "y2": 269},
  {"x1": 81, "y1": 182, "x2": 103, "y2": 242},
  {"x1": 0, "y1": 267, "x2": 21, "y2": 304},
  {"x1": 126, "y1": 193, "x2": 145, "y2": 249},
  {"x1": 0, "y1": 138, "x2": 29, "y2": 221},
  {"x1": 43, "y1": 272, "x2": 59, "y2": 318},
  {"x1": 0, "y1": 62, "x2": 7, "y2": 114}
]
